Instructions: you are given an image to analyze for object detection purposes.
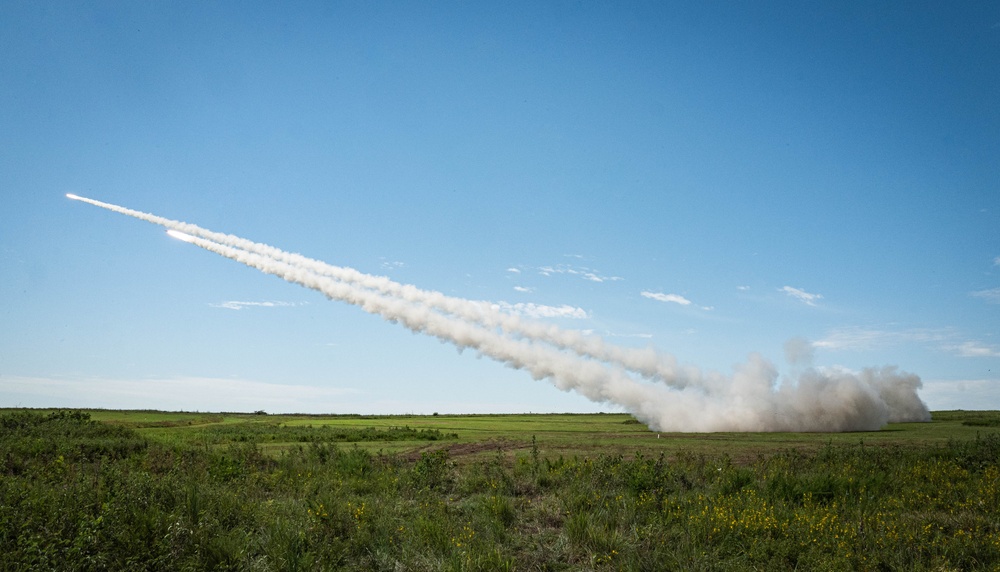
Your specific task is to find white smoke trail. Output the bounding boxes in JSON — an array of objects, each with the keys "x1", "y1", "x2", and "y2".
[
  {"x1": 168, "y1": 228, "x2": 914, "y2": 432},
  {"x1": 71, "y1": 195, "x2": 931, "y2": 431},
  {"x1": 165, "y1": 231, "x2": 696, "y2": 427},
  {"x1": 67, "y1": 193, "x2": 702, "y2": 388}
]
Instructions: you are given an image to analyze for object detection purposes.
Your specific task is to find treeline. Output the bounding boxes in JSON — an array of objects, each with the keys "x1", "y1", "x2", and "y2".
[{"x1": 2, "y1": 410, "x2": 999, "y2": 570}]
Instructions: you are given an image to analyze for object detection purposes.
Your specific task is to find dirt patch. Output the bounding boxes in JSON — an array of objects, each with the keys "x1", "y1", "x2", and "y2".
[
  {"x1": 448, "y1": 437, "x2": 521, "y2": 458},
  {"x1": 401, "y1": 437, "x2": 523, "y2": 463}
]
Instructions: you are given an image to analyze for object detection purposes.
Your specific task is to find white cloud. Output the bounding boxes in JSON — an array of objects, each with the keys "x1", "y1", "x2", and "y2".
[
  {"x1": 815, "y1": 326, "x2": 999, "y2": 359},
  {"x1": 0, "y1": 375, "x2": 358, "y2": 413},
  {"x1": 537, "y1": 264, "x2": 622, "y2": 283},
  {"x1": 380, "y1": 259, "x2": 405, "y2": 270},
  {"x1": 606, "y1": 332, "x2": 655, "y2": 339},
  {"x1": 506, "y1": 267, "x2": 521, "y2": 274},
  {"x1": 737, "y1": 285, "x2": 750, "y2": 291},
  {"x1": 491, "y1": 302, "x2": 588, "y2": 319},
  {"x1": 210, "y1": 300, "x2": 302, "y2": 310},
  {"x1": 946, "y1": 341, "x2": 1000, "y2": 358},
  {"x1": 811, "y1": 327, "x2": 949, "y2": 351},
  {"x1": 641, "y1": 291, "x2": 691, "y2": 306},
  {"x1": 780, "y1": 286, "x2": 822, "y2": 306},
  {"x1": 814, "y1": 328, "x2": 889, "y2": 351},
  {"x1": 971, "y1": 288, "x2": 1000, "y2": 304},
  {"x1": 641, "y1": 291, "x2": 713, "y2": 311},
  {"x1": 575, "y1": 329, "x2": 652, "y2": 339},
  {"x1": 993, "y1": 256, "x2": 1000, "y2": 266},
  {"x1": 814, "y1": 326, "x2": 952, "y2": 351},
  {"x1": 513, "y1": 286, "x2": 533, "y2": 293}
]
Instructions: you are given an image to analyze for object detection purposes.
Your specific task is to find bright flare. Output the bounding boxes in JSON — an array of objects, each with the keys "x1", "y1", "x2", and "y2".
[
  {"x1": 66, "y1": 193, "x2": 80, "y2": 200},
  {"x1": 167, "y1": 229, "x2": 196, "y2": 243}
]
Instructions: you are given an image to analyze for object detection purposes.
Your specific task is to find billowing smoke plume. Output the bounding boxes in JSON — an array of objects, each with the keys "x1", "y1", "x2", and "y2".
[{"x1": 70, "y1": 194, "x2": 931, "y2": 432}]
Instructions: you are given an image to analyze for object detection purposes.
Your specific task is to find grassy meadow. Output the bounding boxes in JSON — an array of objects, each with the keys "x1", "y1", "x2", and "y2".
[{"x1": 2, "y1": 408, "x2": 999, "y2": 570}]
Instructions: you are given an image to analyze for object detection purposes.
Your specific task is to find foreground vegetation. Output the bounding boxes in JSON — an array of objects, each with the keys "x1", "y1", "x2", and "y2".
[{"x1": 2, "y1": 409, "x2": 999, "y2": 570}]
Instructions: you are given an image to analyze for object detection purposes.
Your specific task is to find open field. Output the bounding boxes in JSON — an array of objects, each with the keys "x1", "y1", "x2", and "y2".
[
  {"x1": 2, "y1": 409, "x2": 999, "y2": 570},
  {"x1": 73, "y1": 408, "x2": 1000, "y2": 461}
]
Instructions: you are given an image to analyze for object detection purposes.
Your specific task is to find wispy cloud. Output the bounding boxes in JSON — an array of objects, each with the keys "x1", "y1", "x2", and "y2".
[
  {"x1": 737, "y1": 285, "x2": 750, "y2": 291},
  {"x1": 813, "y1": 327, "x2": 950, "y2": 351},
  {"x1": 641, "y1": 291, "x2": 712, "y2": 311},
  {"x1": 506, "y1": 267, "x2": 521, "y2": 274},
  {"x1": 781, "y1": 286, "x2": 822, "y2": 306},
  {"x1": 642, "y1": 291, "x2": 691, "y2": 306},
  {"x1": 380, "y1": 259, "x2": 405, "y2": 270},
  {"x1": 210, "y1": 300, "x2": 303, "y2": 310},
  {"x1": 579, "y1": 328, "x2": 653, "y2": 340},
  {"x1": 537, "y1": 264, "x2": 623, "y2": 283},
  {"x1": 491, "y1": 301, "x2": 588, "y2": 319},
  {"x1": 971, "y1": 288, "x2": 1000, "y2": 304},
  {"x1": 945, "y1": 341, "x2": 1000, "y2": 358},
  {"x1": 815, "y1": 326, "x2": 998, "y2": 359},
  {"x1": 513, "y1": 286, "x2": 533, "y2": 293},
  {"x1": 993, "y1": 256, "x2": 1000, "y2": 266},
  {"x1": 606, "y1": 332, "x2": 655, "y2": 339}
]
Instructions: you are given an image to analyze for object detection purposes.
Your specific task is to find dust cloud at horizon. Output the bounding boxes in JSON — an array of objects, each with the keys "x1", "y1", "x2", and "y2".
[{"x1": 71, "y1": 194, "x2": 931, "y2": 432}]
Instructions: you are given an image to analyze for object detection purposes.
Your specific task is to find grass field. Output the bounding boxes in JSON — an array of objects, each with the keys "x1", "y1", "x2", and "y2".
[
  {"x1": 80, "y1": 408, "x2": 1000, "y2": 461},
  {"x1": 2, "y1": 408, "x2": 999, "y2": 570}
]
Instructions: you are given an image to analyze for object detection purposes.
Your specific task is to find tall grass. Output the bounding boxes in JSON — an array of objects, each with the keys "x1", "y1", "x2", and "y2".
[{"x1": 2, "y1": 410, "x2": 998, "y2": 570}]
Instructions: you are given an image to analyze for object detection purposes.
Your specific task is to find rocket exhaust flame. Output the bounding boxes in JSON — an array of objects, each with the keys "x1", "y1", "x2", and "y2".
[
  {"x1": 69, "y1": 194, "x2": 931, "y2": 431},
  {"x1": 166, "y1": 229, "x2": 197, "y2": 243}
]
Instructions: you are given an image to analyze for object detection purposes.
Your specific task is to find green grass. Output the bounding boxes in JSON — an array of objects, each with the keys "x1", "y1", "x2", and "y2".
[
  {"x1": 2, "y1": 408, "x2": 998, "y2": 570},
  {"x1": 64, "y1": 407, "x2": 1000, "y2": 460}
]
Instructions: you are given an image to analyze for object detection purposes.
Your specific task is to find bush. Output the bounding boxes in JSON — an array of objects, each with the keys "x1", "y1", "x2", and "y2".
[{"x1": 2, "y1": 410, "x2": 999, "y2": 571}]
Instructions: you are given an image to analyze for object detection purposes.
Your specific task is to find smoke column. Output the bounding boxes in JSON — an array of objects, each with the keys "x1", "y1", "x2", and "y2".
[{"x1": 71, "y1": 195, "x2": 931, "y2": 431}]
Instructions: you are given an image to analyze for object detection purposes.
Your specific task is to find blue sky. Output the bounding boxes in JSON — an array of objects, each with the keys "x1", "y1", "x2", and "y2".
[{"x1": 2, "y1": 1, "x2": 998, "y2": 415}]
